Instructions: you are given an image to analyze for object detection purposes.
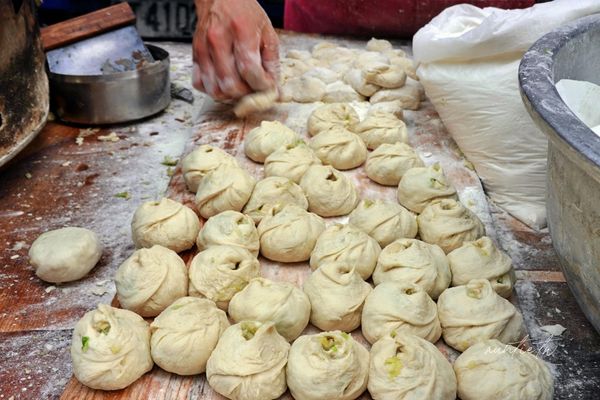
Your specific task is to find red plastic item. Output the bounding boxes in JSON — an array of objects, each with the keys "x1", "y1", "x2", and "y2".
[{"x1": 284, "y1": 0, "x2": 535, "y2": 38}]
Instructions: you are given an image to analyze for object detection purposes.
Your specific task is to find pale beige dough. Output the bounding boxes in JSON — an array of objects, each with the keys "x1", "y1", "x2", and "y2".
[
  {"x1": 366, "y1": 142, "x2": 424, "y2": 186},
  {"x1": 397, "y1": 163, "x2": 458, "y2": 213},
  {"x1": 365, "y1": 64, "x2": 407, "y2": 89},
  {"x1": 343, "y1": 68, "x2": 380, "y2": 97},
  {"x1": 196, "y1": 210, "x2": 259, "y2": 255},
  {"x1": 366, "y1": 38, "x2": 393, "y2": 53},
  {"x1": 307, "y1": 103, "x2": 359, "y2": 137},
  {"x1": 280, "y1": 76, "x2": 326, "y2": 103},
  {"x1": 264, "y1": 140, "x2": 322, "y2": 183},
  {"x1": 368, "y1": 100, "x2": 404, "y2": 119},
  {"x1": 352, "y1": 111, "x2": 408, "y2": 150},
  {"x1": 322, "y1": 81, "x2": 364, "y2": 103},
  {"x1": 181, "y1": 145, "x2": 238, "y2": 192},
  {"x1": 242, "y1": 176, "x2": 308, "y2": 224},
  {"x1": 370, "y1": 84, "x2": 421, "y2": 110},
  {"x1": 299, "y1": 165, "x2": 359, "y2": 217},
  {"x1": 233, "y1": 89, "x2": 278, "y2": 118},
  {"x1": 348, "y1": 199, "x2": 417, "y2": 247},
  {"x1": 309, "y1": 127, "x2": 367, "y2": 170},
  {"x1": 244, "y1": 120, "x2": 298, "y2": 163}
]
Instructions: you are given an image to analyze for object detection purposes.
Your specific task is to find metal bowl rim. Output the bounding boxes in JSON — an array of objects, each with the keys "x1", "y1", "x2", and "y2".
[{"x1": 519, "y1": 14, "x2": 600, "y2": 169}]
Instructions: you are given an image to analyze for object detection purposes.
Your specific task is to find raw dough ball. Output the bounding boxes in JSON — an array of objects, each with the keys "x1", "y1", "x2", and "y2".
[
  {"x1": 417, "y1": 199, "x2": 485, "y2": 253},
  {"x1": 454, "y1": 339, "x2": 554, "y2": 400},
  {"x1": 71, "y1": 304, "x2": 153, "y2": 390},
  {"x1": 264, "y1": 140, "x2": 322, "y2": 183},
  {"x1": 307, "y1": 103, "x2": 359, "y2": 136},
  {"x1": 349, "y1": 199, "x2": 418, "y2": 247},
  {"x1": 368, "y1": 331, "x2": 457, "y2": 400},
  {"x1": 150, "y1": 297, "x2": 229, "y2": 375},
  {"x1": 361, "y1": 281, "x2": 441, "y2": 344},
  {"x1": 397, "y1": 163, "x2": 458, "y2": 213},
  {"x1": 196, "y1": 210, "x2": 259, "y2": 256},
  {"x1": 366, "y1": 142, "x2": 424, "y2": 186},
  {"x1": 313, "y1": 45, "x2": 356, "y2": 65},
  {"x1": 309, "y1": 127, "x2": 367, "y2": 170},
  {"x1": 181, "y1": 145, "x2": 238, "y2": 192},
  {"x1": 437, "y1": 279, "x2": 523, "y2": 352},
  {"x1": 287, "y1": 331, "x2": 369, "y2": 400},
  {"x1": 343, "y1": 68, "x2": 380, "y2": 97},
  {"x1": 29, "y1": 227, "x2": 102, "y2": 283},
  {"x1": 195, "y1": 164, "x2": 256, "y2": 219},
  {"x1": 354, "y1": 51, "x2": 390, "y2": 71},
  {"x1": 233, "y1": 89, "x2": 278, "y2": 118},
  {"x1": 229, "y1": 277, "x2": 311, "y2": 341},
  {"x1": 368, "y1": 100, "x2": 404, "y2": 119},
  {"x1": 370, "y1": 84, "x2": 421, "y2": 110},
  {"x1": 286, "y1": 49, "x2": 311, "y2": 60},
  {"x1": 115, "y1": 245, "x2": 188, "y2": 317},
  {"x1": 373, "y1": 238, "x2": 451, "y2": 300},
  {"x1": 257, "y1": 204, "x2": 325, "y2": 262},
  {"x1": 365, "y1": 64, "x2": 407, "y2": 89},
  {"x1": 303, "y1": 262, "x2": 372, "y2": 332},
  {"x1": 188, "y1": 245, "x2": 261, "y2": 310},
  {"x1": 352, "y1": 111, "x2": 408, "y2": 150},
  {"x1": 244, "y1": 120, "x2": 298, "y2": 163},
  {"x1": 322, "y1": 81, "x2": 364, "y2": 103},
  {"x1": 280, "y1": 76, "x2": 326, "y2": 103},
  {"x1": 389, "y1": 57, "x2": 418, "y2": 81},
  {"x1": 366, "y1": 38, "x2": 393, "y2": 53},
  {"x1": 206, "y1": 321, "x2": 290, "y2": 400},
  {"x1": 303, "y1": 67, "x2": 340, "y2": 84},
  {"x1": 131, "y1": 198, "x2": 200, "y2": 253},
  {"x1": 299, "y1": 165, "x2": 360, "y2": 217},
  {"x1": 310, "y1": 223, "x2": 381, "y2": 280},
  {"x1": 448, "y1": 236, "x2": 515, "y2": 298},
  {"x1": 242, "y1": 177, "x2": 308, "y2": 224},
  {"x1": 280, "y1": 58, "x2": 311, "y2": 82}
]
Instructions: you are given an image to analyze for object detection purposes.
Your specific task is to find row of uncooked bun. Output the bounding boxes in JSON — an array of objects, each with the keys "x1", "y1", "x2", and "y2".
[{"x1": 71, "y1": 302, "x2": 553, "y2": 400}]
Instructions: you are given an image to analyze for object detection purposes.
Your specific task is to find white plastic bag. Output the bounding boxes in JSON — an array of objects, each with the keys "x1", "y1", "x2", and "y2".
[
  {"x1": 413, "y1": 0, "x2": 600, "y2": 229},
  {"x1": 556, "y1": 79, "x2": 600, "y2": 135}
]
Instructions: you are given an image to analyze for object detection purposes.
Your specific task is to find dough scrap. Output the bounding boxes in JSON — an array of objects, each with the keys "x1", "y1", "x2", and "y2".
[
  {"x1": 244, "y1": 120, "x2": 298, "y2": 163},
  {"x1": 349, "y1": 199, "x2": 417, "y2": 247},
  {"x1": 242, "y1": 176, "x2": 308, "y2": 224},
  {"x1": 366, "y1": 142, "x2": 424, "y2": 186},
  {"x1": 29, "y1": 227, "x2": 102, "y2": 283},
  {"x1": 299, "y1": 165, "x2": 360, "y2": 217}
]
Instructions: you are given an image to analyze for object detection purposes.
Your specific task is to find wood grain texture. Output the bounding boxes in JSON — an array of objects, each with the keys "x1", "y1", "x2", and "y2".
[{"x1": 0, "y1": 35, "x2": 598, "y2": 400}]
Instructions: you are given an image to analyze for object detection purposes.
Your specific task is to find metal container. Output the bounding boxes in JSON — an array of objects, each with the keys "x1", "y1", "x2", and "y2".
[
  {"x1": 49, "y1": 44, "x2": 170, "y2": 125},
  {"x1": 0, "y1": 0, "x2": 49, "y2": 168},
  {"x1": 520, "y1": 14, "x2": 600, "y2": 333}
]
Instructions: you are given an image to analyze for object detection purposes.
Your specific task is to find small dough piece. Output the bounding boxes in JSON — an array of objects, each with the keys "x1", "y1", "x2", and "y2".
[
  {"x1": 181, "y1": 145, "x2": 238, "y2": 192},
  {"x1": 448, "y1": 236, "x2": 515, "y2": 298},
  {"x1": 188, "y1": 245, "x2": 261, "y2": 310},
  {"x1": 397, "y1": 163, "x2": 458, "y2": 213},
  {"x1": 264, "y1": 140, "x2": 322, "y2": 183},
  {"x1": 362, "y1": 281, "x2": 441, "y2": 344},
  {"x1": 300, "y1": 165, "x2": 359, "y2": 217},
  {"x1": 373, "y1": 238, "x2": 451, "y2": 300},
  {"x1": 280, "y1": 76, "x2": 326, "y2": 103},
  {"x1": 454, "y1": 339, "x2": 554, "y2": 400},
  {"x1": 244, "y1": 120, "x2": 298, "y2": 163},
  {"x1": 388, "y1": 56, "x2": 418, "y2": 81},
  {"x1": 343, "y1": 68, "x2": 380, "y2": 97},
  {"x1": 234, "y1": 89, "x2": 278, "y2": 118},
  {"x1": 354, "y1": 51, "x2": 390, "y2": 71},
  {"x1": 366, "y1": 38, "x2": 393, "y2": 53},
  {"x1": 242, "y1": 177, "x2": 308, "y2": 224},
  {"x1": 322, "y1": 81, "x2": 364, "y2": 103},
  {"x1": 365, "y1": 64, "x2": 407, "y2": 89},
  {"x1": 303, "y1": 67, "x2": 340, "y2": 84},
  {"x1": 29, "y1": 227, "x2": 102, "y2": 283},
  {"x1": 370, "y1": 84, "x2": 421, "y2": 110},
  {"x1": 150, "y1": 297, "x2": 229, "y2": 375},
  {"x1": 418, "y1": 199, "x2": 485, "y2": 254},
  {"x1": 257, "y1": 204, "x2": 325, "y2": 262},
  {"x1": 368, "y1": 100, "x2": 404, "y2": 119},
  {"x1": 352, "y1": 111, "x2": 408, "y2": 150},
  {"x1": 115, "y1": 245, "x2": 188, "y2": 317},
  {"x1": 349, "y1": 199, "x2": 418, "y2": 247},
  {"x1": 368, "y1": 332, "x2": 457, "y2": 400},
  {"x1": 310, "y1": 128, "x2": 367, "y2": 170},
  {"x1": 206, "y1": 321, "x2": 290, "y2": 400},
  {"x1": 307, "y1": 103, "x2": 359, "y2": 136},
  {"x1": 195, "y1": 164, "x2": 256, "y2": 219},
  {"x1": 229, "y1": 278, "x2": 311, "y2": 341},
  {"x1": 287, "y1": 331, "x2": 369, "y2": 400},
  {"x1": 437, "y1": 279, "x2": 524, "y2": 352},
  {"x1": 196, "y1": 210, "x2": 259, "y2": 256},
  {"x1": 310, "y1": 223, "x2": 381, "y2": 280},
  {"x1": 131, "y1": 198, "x2": 200, "y2": 253},
  {"x1": 366, "y1": 142, "x2": 424, "y2": 186},
  {"x1": 303, "y1": 262, "x2": 372, "y2": 332},
  {"x1": 71, "y1": 304, "x2": 153, "y2": 390}
]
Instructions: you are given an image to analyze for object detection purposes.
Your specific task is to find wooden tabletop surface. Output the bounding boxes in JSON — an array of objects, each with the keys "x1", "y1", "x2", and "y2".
[{"x1": 0, "y1": 35, "x2": 599, "y2": 400}]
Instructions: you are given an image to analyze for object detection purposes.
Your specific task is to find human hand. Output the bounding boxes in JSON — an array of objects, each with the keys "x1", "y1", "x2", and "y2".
[{"x1": 192, "y1": 0, "x2": 279, "y2": 101}]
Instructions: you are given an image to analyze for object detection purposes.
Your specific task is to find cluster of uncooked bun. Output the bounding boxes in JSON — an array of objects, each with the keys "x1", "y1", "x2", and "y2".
[{"x1": 59, "y1": 38, "x2": 555, "y2": 399}]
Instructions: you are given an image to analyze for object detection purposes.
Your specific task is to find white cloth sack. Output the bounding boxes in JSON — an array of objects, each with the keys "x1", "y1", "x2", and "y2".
[{"x1": 413, "y1": 0, "x2": 600, "y2": 229}]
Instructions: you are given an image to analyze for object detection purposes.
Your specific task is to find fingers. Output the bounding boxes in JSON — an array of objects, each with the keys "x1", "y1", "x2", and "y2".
[
  {"x1": 192, "y1": 32, "x2": 227, "y2": 101},
  {"x1": 232, "y1": 18, "x2": 274, "y2": 92},
  {"x1": 261, "y1": 26, "x2": 280, "y2": 84}
]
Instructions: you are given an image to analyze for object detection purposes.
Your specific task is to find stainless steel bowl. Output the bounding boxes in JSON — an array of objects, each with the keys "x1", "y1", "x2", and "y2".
[
  {"x1": 49, "y1": 44, "x2": 170, "y2": 125},
  {"x1": 520, "y1": 14, "x2": 600, "y2": 333}
]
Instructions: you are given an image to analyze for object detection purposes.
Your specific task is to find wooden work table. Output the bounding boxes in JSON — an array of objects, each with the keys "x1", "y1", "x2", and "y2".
[{"x1": 0, "y1": 35, "x2": 599, "y2": 399}]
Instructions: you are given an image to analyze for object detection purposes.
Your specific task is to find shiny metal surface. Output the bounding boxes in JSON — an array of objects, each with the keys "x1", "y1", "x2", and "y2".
[
  {"x1": 0, "y1": 0, "x2": 49, "y2": 168},
  {"x1": 49, "y1": 44, "x2": 170, "y2": 125},
  {"x1": 519, "y1": 14, "x2": 600, "y2": 334}
]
